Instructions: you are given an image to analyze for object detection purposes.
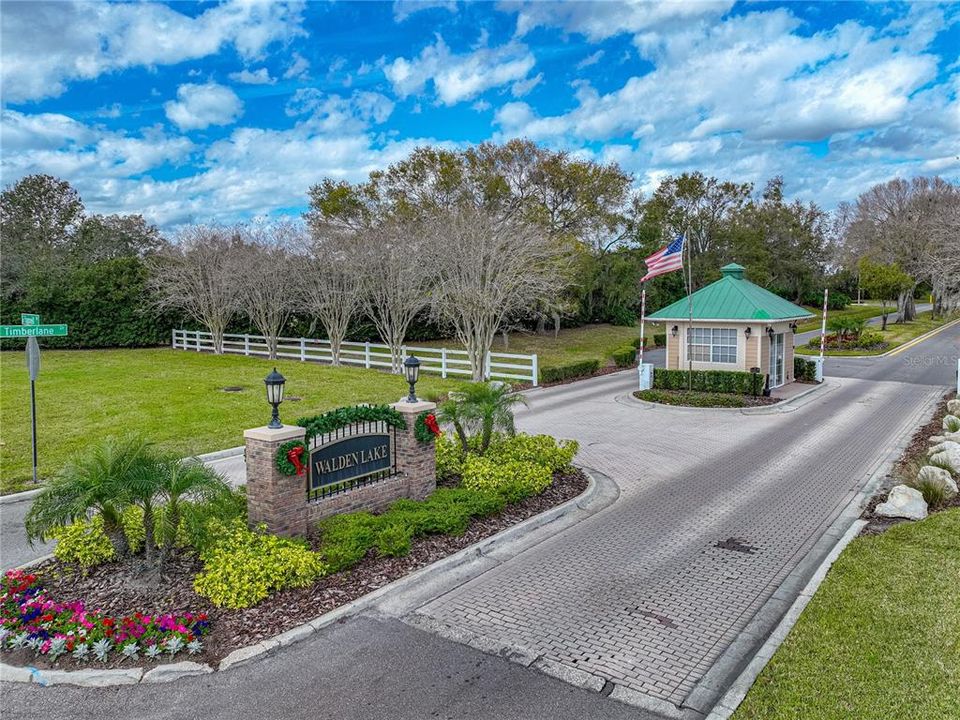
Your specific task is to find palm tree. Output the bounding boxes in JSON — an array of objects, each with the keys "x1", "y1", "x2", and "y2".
[
  {"x1": 25, "y1": 435, "x2": 155, "y2": 557},
  {"x1": 152, "y1": 456, "x2": 231, "y2": 568},
  {"x1": 437, "y1": 381, "x2": 528, "y2": 454}
]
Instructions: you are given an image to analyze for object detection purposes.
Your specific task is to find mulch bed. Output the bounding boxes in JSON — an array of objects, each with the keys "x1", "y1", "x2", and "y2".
[
  {"x1": 7, "y1": 469, "x2": 588, "y2": 671},
  {"x1": 860, "y1": 390, "x2": 957, "y2": 536}
]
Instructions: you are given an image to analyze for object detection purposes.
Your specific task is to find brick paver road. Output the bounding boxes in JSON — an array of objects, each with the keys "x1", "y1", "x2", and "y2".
[{"x1": 416, "y1": 372, "x2": 944, "y2": 709}]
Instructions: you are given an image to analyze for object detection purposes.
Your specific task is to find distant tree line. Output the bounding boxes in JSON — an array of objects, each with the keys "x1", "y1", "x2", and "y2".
[{"x1": 2, "y1": 143, "x2": 957, "y2": 362}]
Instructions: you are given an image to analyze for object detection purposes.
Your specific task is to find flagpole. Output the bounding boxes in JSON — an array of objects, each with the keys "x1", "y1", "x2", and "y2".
[
  {"x1": 638, "y1": 281, "x2": 646, "y2": 384},
  {"x1": 685, "y1": 228, "x2": 693, "y2": 391}
]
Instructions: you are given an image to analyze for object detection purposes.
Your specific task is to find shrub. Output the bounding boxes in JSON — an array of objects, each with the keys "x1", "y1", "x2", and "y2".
[
  {"x1": 193, "y1": 521, "x2": 328, "y2": 609},
  {"x1": 486, "y1": 433, "x2": 579, "y2": 472},
  {"x1": 607, "y1": 305, "x2": 636, "y2": 326},
  {"x1": 179, "y1": 488, "x2": 247, "y2": 552},
  {"x1": 540, "y1": 358, "x2": 601, "y2": 383},
  {"x1": 634, "y1": 389, "x2": 749, "y2": 408},
  {"x1": 794, "y1": 356, "x2": 818, "y2": 382},
  {"x1": 653, "y1": 333, "x2": 666, "y2": 348},
  {"x1": 653, "y1": 368, "x2": 760, "y2": 395},
  {"x1": 435, "y1": 433, "x2": 466, "y2": 480},
  {"x1": 461, "y1": 456, "x2": 553, "y2": 501},
  {"x1": 50, "y1": 516, "x2": 116, "y2": 569},
  {"x1": 611, "y1": 346, "x2": 636, "y2": 368},
  {"x1": 316, "y1": 512, "x2": 381, "y2": 572},
  {"x1": 854, "y1": 330, "x2": 887, "y2": 349},
  {"x1": 375, "y1": 522, "x2": 414, "y2": 557}
]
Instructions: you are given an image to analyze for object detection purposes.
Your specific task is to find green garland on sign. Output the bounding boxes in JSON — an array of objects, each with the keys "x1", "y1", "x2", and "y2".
[
  {"x1": 276, "y1": 439, "x2": 308, "y2": 476},
  {"x1": 296, "y1": 405, "x2": 407, "y2": 445},
  {"x1": 414, "y1": 410, "x2": 441, "y2": 443}
]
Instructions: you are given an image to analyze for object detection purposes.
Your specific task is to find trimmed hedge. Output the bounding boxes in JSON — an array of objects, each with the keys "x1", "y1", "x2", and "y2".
[
  {"x1": 630, "y1": 333, "x2": 666, "y2": 350},
  {"x1": 653, "y1": 368, "x2": 763, "y2": 395},
  {"x1": 612, "y1": 346, "x2": 637, "y2": 367},
  {"x1": 540, "y1": 358, "x2": 601, "y2": 383},
  {"x1": 634, "y1": 389, "x2": 749, "y2": 408},
  {"x1": 794, "y1": 356, "x2": 818, "y2": 382}
]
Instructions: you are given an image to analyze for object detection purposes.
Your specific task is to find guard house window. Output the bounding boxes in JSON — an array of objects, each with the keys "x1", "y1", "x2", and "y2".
[{"x1": 687, "y1": 328, "x2": 737, "y2": 363}]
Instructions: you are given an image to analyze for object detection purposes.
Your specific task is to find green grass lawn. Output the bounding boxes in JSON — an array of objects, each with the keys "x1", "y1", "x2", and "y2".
[
  {"x1": 734, "y1": 509, "x2": 960, "y2": 720},
  {"x1": 795, "y1": 304, "x2": 888, "y2": 333},
  {"x1": 418, "y1": 323, "x2": 653, "y2": 370},
  {"x1": 797, "y1": 311, "x2": 958, "y2": 356},
  {"x1": 0, "y1": 348, "x2": 457, "y2": 494}
]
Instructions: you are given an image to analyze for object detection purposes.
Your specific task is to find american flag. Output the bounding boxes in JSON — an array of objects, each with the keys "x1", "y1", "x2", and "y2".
[{"x1": 641, "y1": 235, "x2": 685, "y2": 282}]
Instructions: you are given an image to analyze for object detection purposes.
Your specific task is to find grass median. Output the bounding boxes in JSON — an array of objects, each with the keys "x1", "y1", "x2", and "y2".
[
  {"x1": 0, "y1": 348, "x2": 457, "y2": 494},
  {"x1": 734, "y1": 509, "x2": 960, "y2": 720},
  {"x1": 797, "y1": 311, "x2": 958, "y2": 356}
]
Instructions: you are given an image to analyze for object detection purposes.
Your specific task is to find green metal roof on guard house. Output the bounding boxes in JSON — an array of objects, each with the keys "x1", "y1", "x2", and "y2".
[{"x1": 646, "y1": 263, "x2": 814, "y2": 321}]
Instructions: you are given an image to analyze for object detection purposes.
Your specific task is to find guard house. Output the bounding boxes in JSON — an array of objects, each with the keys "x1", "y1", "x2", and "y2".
[{"x1": 646, "y1": 263, "x2": 814, "y2": 388}]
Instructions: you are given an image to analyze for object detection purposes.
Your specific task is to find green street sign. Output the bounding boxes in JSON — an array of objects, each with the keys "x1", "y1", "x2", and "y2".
[
  {"x1": 21, "y1": 313, "x2": 40, "y2": 326},
  {"x1": 0, "y1": 324, "x2": 68, "y2": 338}
]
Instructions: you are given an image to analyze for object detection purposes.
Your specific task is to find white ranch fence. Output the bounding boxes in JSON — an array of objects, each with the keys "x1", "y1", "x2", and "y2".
[{"x1": 172, "y1": 329, "x2": 539, "y2": 386}]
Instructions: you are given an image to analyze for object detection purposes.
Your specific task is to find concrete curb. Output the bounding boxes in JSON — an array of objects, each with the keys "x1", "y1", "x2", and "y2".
[
  {"x1": 1, "y1": 467, "x2": 617, "y2": 689},
  {"x1": 795, "y1": 316, "x2": 960, "y2": 360},
  {"x1": 0, "y1": 447, "x2": 246, "y2": 504},
  {"x1": 703, "y1": 519, "x2": 868, "y2": 720},
  {"x1": 685, "y1": 385, "x2": 941, "y2": 718},
  {"x1": 622, "y1": 379, "x2": 831, "y2": 415}
]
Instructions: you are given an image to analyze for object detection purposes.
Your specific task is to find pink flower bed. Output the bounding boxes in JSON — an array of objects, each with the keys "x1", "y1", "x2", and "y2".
[{"x1": 0, "y1": 569, "x2": 209, "y2": 663}]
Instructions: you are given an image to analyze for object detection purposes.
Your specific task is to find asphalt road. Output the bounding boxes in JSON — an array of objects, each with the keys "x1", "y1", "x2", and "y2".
[{"x1": 2, "y1": 323, "x2": 956, "y2": 719}]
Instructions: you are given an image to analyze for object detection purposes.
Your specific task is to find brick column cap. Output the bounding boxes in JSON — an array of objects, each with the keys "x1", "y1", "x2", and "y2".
[
  {"x1": 243, "y1": 425, "x2": 305, "y2": 442},
  {"x1": 391, "y1": 400, "x2": 437, "y2": 413}
]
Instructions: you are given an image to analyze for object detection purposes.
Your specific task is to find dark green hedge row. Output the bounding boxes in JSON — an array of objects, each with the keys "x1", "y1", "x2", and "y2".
[
  {"x1": 653, "y1": 368, "x2": 763, "y2": 395},
  {"x1": 612, "y1": 346, "x2": 636, "y2": 367},
  {"x1": 794, "y1": 356, "x2": 818, "y2": 382},
  {"x1": 540, "y1": 358, "x2": 601, "y2": 383},
  {"x1": 635, "y1": 389, "x2": 749, "y2": 408},
  {"x1": 630, "y1": 333, "x2": 666, "y2": 350}
]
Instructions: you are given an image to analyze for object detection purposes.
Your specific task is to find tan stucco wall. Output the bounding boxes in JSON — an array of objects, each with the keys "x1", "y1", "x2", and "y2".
[{"x1": 666, "y1": 329, "x2": 680, "y2": 369}]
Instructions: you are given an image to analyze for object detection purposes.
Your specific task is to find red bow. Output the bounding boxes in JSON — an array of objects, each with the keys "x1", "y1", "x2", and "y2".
[
  {"x1": 287, "y1": 445, "x2": 306, "y2": 476},
  {"x1": 424, "y1": 414, "x2": 441, "y2": 437}
]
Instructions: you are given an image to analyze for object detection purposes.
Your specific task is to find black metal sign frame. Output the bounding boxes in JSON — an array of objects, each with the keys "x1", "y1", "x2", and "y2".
[{"x1": 307, "y1": 422, "x2": 397, "y2": 501}]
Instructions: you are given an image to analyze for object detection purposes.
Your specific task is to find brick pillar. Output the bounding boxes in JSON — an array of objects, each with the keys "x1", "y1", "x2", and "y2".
[
  {"x1": 390, "y1": 400, "x2": 437, "y2": 500},
  {"x1": 243, "y1": 424, "x2": 307, "y2": 536}
]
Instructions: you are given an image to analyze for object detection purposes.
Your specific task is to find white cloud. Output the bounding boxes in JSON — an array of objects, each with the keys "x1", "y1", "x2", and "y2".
[
  {"x1": 229, "y1": 68, "x2": 276, "y2": 85},
  {"x1": 285, "y1": 89, "x2": 395, "y2": 132},
  {"x1": 576, "y1": 50, "x2": 604, "y2": 70},
  {"x1": 472, "y1": 99, "x2": 492, "y2": 112},
  {"x1": 164, "y1": 83, "x2": 244, "y2": 131},
  {"x1": 0, "y1": 0, "x2": 305, "y2": 103},
  {"x1": 511, "y1": 72, "x2": 542, "y2": 97},
  {"x1": 1, "y1": 109, "x2": 194, "y2": 182},
  {"x1": 501, "y1": 0, "x2": 734, "y2": 42},
  {"x1": 384, "y1": 35, "x2": 536, "y2": 105},
  {"x1": 393, "y1": 0, "x2": 457, "y2": 23},
  {"x1": 284, "y1": 52, "x2": 311, "y2": 80}
]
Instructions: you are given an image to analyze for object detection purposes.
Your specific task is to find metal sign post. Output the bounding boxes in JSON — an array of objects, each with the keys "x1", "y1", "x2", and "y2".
[
  {"x1": 26, "y1": 337, "x2": 40, "y2": 485},
  {"x1": 2, "y1": 314, "x2": 69, "y2": 485}
]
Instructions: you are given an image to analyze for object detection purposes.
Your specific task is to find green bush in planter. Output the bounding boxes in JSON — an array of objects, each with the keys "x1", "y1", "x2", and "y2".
[
  {"x1": 485, "y1": 434, "x2": 579, "y2": 472},
  {"x1": 653, "y1": 368, "x2": 757, "y2": 394},
  {"x1": 794, "y1": 356, "x2": 818, "y2": 382}
]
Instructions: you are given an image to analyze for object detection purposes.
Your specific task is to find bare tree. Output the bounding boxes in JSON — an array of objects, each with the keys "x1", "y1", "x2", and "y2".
[
  {"x1": 354, "y1": 218, "x2": 435, "y2": 373},
  {"x1": 299, "y1": 232, "x2": 363, "y2": 366},
  {"x1": 429, "y1": 206, "x2": 572, "y2": 381},
  {"x1": 147, "y1": 226, "x2": 245, "y2": 354},
  {"x1": 238, "y1": 221, "x2": 302, "y2": 360}
]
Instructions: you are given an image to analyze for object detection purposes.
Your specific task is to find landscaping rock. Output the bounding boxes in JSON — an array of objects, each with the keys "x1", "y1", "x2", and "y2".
[
  {"x1": 916, "y1": 466, "x2": 958, "y2": 499},
  {"x1": 141, "y1": 661, "x2": 213, "y2": 683},
  {"x1": 943, "y1": 414, "x2": 960, "y2": 433},
  {"x1": 928, "y1": 441, "x2": 960, "y2": 475},
  {"x1": 929, "y1": 432, "x2": 960, "y2": 445},
  {"x1": 874, "y1": 485, "x2": 928, "y2": 521},
  {"x1": 946, "y1": 399, "x2": 960, "y2": 415}
]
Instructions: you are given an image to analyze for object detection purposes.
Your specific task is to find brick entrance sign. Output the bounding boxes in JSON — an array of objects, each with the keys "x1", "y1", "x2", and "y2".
[{"x1": 244, "y1": 400, "x2": 437, "y2": 536}]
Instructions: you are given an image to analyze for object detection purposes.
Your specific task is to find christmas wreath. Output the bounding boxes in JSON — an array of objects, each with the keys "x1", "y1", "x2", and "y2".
[
  {"x1": 414, "y1": 411, "x2": 442, "y2": 443},
  {"x1": 276, "y1": 439, "x2": 308, "y2": 476}
]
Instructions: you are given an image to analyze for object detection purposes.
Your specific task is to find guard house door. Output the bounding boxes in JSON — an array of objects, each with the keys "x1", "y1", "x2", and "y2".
[{"x1": 769, "y1": 332, "x2": 785, "y2": 388}]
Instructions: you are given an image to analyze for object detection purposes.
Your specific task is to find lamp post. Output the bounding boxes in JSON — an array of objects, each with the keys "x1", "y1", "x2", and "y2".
[
  {"x1": 403, "y1": 355, "x2": 421, "y2": 403},
  {"x1": 264, "y1": 367, "x2": 286, "y2": 429}
]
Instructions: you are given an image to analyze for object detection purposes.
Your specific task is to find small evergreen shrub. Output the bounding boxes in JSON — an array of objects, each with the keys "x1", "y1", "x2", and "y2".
[
  {"x1": 653, "y1": 333, "x2": 666, "y2": 348},
  {"x1": 461, "y1": 456, "x2": 552, "y2": 500},
  {"x1": 611, "y1": 346, "x2": 637, "y2": 367},
  {"x1": 794, "y1": 356, "x2": 818, "y2": 382},
  {"x1": 485, "y1": 434, "x2": 579, "y2": 472},
  {"x1": 540, "y1": 358, "x2": 601, "y2": 383},
  {"x1": 436, "y1": 433, "x2": 466, "y2": 480},
  {"x1": 635, "y1": 389, "x2": 749, "y2": 408},
  {"x1": 193, "y1": 520, "x2": 328, "y2": 609},
  {"x1": 653, "y1": 368, "x2": 759, "y2": 395},
  {"x1": 375, "y1": 522, "x2": 414, "y2": 557},
  {"x1": 50, "y1": 516, "x2": 116, "y2": 569}
]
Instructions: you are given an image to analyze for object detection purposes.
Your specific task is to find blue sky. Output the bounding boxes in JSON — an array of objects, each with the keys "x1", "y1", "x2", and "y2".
[{"x1": 1, "y1": 0, "x2": 958, "y2": 228}]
